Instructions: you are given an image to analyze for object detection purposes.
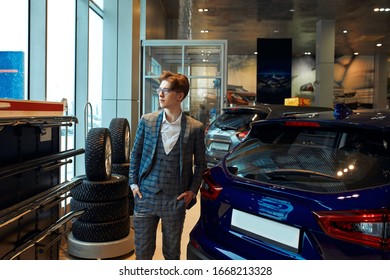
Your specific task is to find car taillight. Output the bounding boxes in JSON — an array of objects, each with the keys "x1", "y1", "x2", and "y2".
[
  {"x1": 190, "y1": 238, "x2": 201, "y2": 249},
  {"x1": 285, "y1": 121, "x2": 320, "y2": 127},
  {"x1": 314, "y1": 209, "x2": 390, "y2": 250},
  {"x1": 236, "y1": 131, "x2": 249, "y2": 141},
  {"x1": 200, "y1": 169, "x2": 222, "y2": 200}
]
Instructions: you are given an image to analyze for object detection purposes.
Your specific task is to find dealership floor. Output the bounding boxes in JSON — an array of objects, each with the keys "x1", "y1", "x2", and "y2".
[{"x1": 60, "y1": 194, "x2": 200, "y2": 260}]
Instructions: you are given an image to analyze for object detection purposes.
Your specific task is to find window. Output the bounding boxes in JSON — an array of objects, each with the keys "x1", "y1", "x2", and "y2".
[
  {"x1": 226, "y1": 125, "x2": 390, "y2": 193},
  {"x1": 47, "y1": 0, "x2": 76, "y2": 114},
  {"x1": 91, "y1": 0, "x2": 104, "y2": 10},
  {"x1": 47, "y1": 0, "x2": 76, "y2": 181}
]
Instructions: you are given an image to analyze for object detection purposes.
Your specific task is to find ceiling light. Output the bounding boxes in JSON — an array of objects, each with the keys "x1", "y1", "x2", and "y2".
[
  {"x1": 200, "y1": 29, "x2": 209, "y2": 33},
  {"x1": 376, "y1": 43, "x2": 382, "y2": 47},
  {"x1": 374, "y1": 7, "x2": 390, "y2": 12},
  {"x1": 342, "y1": 30, "x2": 348, "y2": 34},
  {"x1": 354, "y1": 52, "x2": 359, "y2": 55},
  {"x1": 198, "y1": 8, "x2": 209, "y2": 12}
]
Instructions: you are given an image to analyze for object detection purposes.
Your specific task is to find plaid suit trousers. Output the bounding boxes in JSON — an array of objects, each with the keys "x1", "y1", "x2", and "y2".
[{"x1": 133, "y1": 192, "x2": 186, "y2": 260}]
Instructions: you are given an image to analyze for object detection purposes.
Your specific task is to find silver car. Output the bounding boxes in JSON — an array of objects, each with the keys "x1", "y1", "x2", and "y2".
[{"x1": 205, "y1": 103, "x2": 333, "y2": 167}]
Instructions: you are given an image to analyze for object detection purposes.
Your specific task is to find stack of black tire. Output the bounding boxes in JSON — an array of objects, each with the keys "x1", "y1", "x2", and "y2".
[
  {"x1": 70, "y1": 118, "x2": 131, "y2": 243},
  {"x1": 109, "y1": 118, "x2": 133, "y2": 216}
]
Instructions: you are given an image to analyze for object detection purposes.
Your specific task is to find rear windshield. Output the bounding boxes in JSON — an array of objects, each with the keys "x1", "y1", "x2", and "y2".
[
  {"x1": 225, "y1": 123, "x2": 390, "y2": 193},
  {"x1": 209, "y1": 111, "x2": 268, "y2": 131}
]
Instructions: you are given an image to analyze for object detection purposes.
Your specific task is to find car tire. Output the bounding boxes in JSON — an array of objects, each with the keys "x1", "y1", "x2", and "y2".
[
  {"x1": 112, "y1": 162, "x2": 130, "y2": 177},
  {"x1": 85, "y1": 127, "x2": 112, "y2": 181},
  {"x1": 70, "y1": 197, "x2": 129, "y2": 223},
  {"x1": 109, "y1": 118, "x2": 131, "y2": 164},
  {"x1": 70, "y1": 175, "x2": 128, "y2": 202},
  {"x1": 111, "y1": 162, "x2": 133, "y2": 215},
  {"x1": 72, "y1": 216, "x2": 130, "y2": 242}
]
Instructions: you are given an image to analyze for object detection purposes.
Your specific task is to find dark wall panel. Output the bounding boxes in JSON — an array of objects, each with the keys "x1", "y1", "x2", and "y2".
[{"x1": 257, "y1": 38, "x2": 292, "y2": 104}]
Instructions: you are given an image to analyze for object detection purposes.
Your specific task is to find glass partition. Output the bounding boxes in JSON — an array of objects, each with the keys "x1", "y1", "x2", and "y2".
[{"x1": 142, "y1": 40, "x2": 227, "y2": 122}]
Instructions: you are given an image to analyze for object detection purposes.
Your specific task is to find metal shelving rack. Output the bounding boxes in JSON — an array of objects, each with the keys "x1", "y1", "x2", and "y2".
[{"x1": 0, "y1": 116, "x2": 84, "y2": 260}]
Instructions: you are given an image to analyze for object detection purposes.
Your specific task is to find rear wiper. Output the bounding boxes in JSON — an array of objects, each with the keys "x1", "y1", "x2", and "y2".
[
  {"x1": 266, "y1": 169, "x2": 341, "y2": 180},
  {"x1": 218, "y1": 125, "x2": 237, "y2": 130}
]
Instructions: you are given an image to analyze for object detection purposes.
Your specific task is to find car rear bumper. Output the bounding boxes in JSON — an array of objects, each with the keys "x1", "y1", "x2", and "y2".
[
  {"x1": 186, "y1": 242, "x2": 214, "y2": 260},
  {"x1": 187, "y1": 223, "x2": 247, "y2": 260},
  {"x1": 188, "y1": 221, "x2": 390, "y2": 259}
]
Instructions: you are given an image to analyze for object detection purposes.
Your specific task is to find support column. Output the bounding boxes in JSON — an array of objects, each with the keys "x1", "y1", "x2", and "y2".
[
  {"x1": 314, "y1": 20, "x2": 335, "y2": 108},
  {"x1": 102, "y1": 0, "x2": 141, "y2": 141},
  {"x1": 29, "y1": 0, "x2": 46, "y2": 100},
  {"x1": 374, "y1": 53, "x2": 388, "y2": 109},
  {"x1": 74, "y1": 0, "x2": 89, "y2": 176},
  {"x1": 101, "y1": 0, "x2": 119, "y2": 128}
]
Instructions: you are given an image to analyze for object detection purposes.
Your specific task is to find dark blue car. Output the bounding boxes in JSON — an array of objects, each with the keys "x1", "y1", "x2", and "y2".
[{"x1": 188, "y1": 107, "x2": 390, "y2": 260}]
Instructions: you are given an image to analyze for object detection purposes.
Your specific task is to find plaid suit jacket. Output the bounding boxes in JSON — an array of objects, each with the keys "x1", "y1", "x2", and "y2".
[{"x1": 129, "y1": 110, "x2": 207, "y2": 195}]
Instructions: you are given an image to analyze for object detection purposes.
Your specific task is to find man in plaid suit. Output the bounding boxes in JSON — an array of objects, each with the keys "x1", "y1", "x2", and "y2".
[{"x1": 129, "y1": 71, "x2": 207, "y2": 260}]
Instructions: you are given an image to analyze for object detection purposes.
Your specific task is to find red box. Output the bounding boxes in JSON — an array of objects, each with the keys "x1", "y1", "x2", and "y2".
[{"x1": 0, "y1": 99, "x2": 64, "y2": 117}]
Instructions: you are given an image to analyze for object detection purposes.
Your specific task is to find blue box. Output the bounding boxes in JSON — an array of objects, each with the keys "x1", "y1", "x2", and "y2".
[{"x1": 0, "y1": 51, "x2": 25, "y2": 99}]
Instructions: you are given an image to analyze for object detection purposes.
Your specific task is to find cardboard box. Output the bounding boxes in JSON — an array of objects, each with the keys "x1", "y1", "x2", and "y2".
[{"x1": 284, "y1": 97, "x2": 311, "y2": 106}]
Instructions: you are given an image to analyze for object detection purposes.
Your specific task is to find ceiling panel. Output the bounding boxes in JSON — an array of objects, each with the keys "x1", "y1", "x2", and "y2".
[{"x1": 161, "y1": 0, "x2": 390, "y2": 57}]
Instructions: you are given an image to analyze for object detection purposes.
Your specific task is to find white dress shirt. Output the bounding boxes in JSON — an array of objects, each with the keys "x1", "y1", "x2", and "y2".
[{"x1": 161, "y1": 111, "x2": 182, "y2": 154}]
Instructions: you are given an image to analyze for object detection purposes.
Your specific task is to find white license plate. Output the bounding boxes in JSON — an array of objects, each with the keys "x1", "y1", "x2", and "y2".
[
  {"x1": 210, "y1": 142, "x2": 230, "y2": 151},
  {"x1": 231, "y1": 209, "x2": 301, "y2": 252}
]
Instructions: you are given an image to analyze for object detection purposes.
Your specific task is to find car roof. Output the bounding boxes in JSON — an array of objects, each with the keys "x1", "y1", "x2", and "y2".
[
  {"x1": 251, "y1": 108, "x2": 390, "y2": 131},
  {"x1": 222, "y1": 103, "x2": 333, "y2": 118},
  {"x1": 222, "y1": 104, "x2": 271, "y2": 115}
]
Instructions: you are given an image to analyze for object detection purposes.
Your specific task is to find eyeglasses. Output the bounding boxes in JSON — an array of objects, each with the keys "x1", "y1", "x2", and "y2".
[{"x1": 156, "y1": 87, "x2": 173, "y2": 95}]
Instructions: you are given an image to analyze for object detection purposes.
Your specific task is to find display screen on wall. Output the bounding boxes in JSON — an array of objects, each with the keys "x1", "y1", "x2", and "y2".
[
  {"x1": 0, "y1": 51, "x2": 24, "y2": 99},
  {"x1": 257, "y1": 38, "x2": 292, "y2": 104}
]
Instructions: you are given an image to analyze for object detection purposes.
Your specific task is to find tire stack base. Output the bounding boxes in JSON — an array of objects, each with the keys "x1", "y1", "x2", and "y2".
[{"x1": 67, "y1": 231, "x2": 134, "y2": 259}]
